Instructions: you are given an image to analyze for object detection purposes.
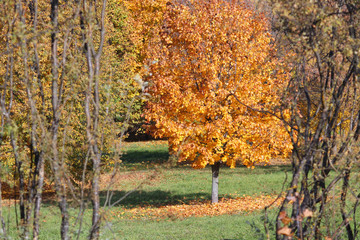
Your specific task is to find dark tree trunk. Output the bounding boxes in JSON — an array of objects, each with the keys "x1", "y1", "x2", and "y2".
[
  {"x1": 211, "y1": 162, "x2": 220, "y2": 204},
  {"x1": 10, "y1": 132, "x2": 25, "y2": 224}
]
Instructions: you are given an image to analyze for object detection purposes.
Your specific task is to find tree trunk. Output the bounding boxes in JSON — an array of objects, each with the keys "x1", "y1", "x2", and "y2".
[
  {"x1": 0, "y1": 178, "x2": 6, "y2": 238},
  {"x1": 32, "y1": 151, "x2": 44, "y2": 240},
  {"x1": 50, "y1": 0, "x2": 70, "y2": 238},
  {"x1": 10, "y1": 132, "x2": 26, "y2": 224},
  {"x1": 90, "y1": 150, "x2": 101, "y2": 240},
  {"x1": 211, "y1": 162, "x2": 220, "y2": 204},
  {"x1": 83, "y1": 1, "x2": 106, "y2": 238}
]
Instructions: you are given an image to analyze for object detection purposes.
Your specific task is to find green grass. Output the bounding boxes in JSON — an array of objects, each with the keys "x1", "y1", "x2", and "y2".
[
  {"x1": 3, "y1": 206, "x2": 279, "y2": 239},
  {"x1": 2, "y1": 141, "x2": 290, "y2": 239},
  {"x1": 105, "y1": 165, "x2": 290, "y2": 208},
  {"x1": 99, "y1": 210, "x2": 279, "y2": 240},
  {"x1": 119, "y1": 141, "x2": 170, "y2": 170},
  {"x1": 114, "y1": 140, "x2": 290, "y2": 207}
]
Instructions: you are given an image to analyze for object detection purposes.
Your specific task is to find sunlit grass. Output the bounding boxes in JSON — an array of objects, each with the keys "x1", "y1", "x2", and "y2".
[{"x1": 3, "y1": 141, "x2": 291, "y2": 239}]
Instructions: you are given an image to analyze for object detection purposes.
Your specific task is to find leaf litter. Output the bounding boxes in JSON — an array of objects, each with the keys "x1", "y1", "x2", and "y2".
[{"x1": 108, "y1": 194, "x2": 284, "y2": 220}]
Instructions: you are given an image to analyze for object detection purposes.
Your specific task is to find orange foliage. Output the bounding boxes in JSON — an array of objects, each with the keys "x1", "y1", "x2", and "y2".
[{"x1": 143, "y1": 0, "x2": 291, "y2": 168}]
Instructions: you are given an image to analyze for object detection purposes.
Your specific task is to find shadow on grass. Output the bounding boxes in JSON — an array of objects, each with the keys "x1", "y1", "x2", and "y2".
[
  {"x1": 121, "y1": 149, "x2": 169, "y2": 165},
  {"x1": 230, "y1": 164, "x2": 292, "y2": 174},
  {"x1": 99, "y1": 190, "x2": 211, "y2": 208},
  {"x1": 39, "y1": 190, "x2": 210, "y2": 209}
]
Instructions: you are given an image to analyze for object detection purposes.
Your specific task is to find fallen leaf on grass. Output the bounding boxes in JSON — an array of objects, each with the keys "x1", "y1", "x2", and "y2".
[
  {"x1": 279, "y1": 211, "x2": 292, "y2": 225},
  {"x1": 286, "y1": 196, "x2": 297, "y2": 203},
  {"x1": 302, "y1": 208, "x2": 313, "y2": 218},
  {"x1": 116, "y1": 195, "x2": 284, "y2": 220},
  {"x1": 277, "y1": 226, "x2": 293, "y2": 236}
]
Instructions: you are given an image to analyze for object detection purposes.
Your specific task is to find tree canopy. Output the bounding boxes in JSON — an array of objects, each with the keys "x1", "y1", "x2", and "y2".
[{"x1": 144, "y1": 0, "x2": 292, "y2": 169}]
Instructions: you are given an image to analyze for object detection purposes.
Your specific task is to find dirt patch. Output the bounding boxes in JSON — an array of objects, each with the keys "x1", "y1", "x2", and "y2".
[
  {"x1": 255, "y1": 158, "x2": 291, "y2": 166},
  {"x1": 100, "y1": 170, "x2": 162, "y2": 190},
  {"x1": 1, "y1": 181, "x2": 55, "y2": 200}
]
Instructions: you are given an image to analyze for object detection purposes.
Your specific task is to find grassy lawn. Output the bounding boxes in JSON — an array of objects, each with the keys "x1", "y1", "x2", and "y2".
[
  {"x1": 105, "y1": 165, "x2": 290, "y2": 208},
  {"x1": 99, "y1": 210, "x2": 279, "y2": 240},
  {"x1": 119, "y1": 141, "x2": 170, "y2": 170},
  {"x1": 116, "y1": 141, "x2": 290, "y2": 207},
  {"x1": 3, "y1": 206, "x2": 279, "y2": 239},
  {"x1": 3, "y1": 141, "x2": 290, "y2": 239}
]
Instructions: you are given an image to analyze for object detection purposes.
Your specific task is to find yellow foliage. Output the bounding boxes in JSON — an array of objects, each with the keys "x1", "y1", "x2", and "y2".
[{"x1": 0, "y1": 0, "x2": 140, "y2": 176}]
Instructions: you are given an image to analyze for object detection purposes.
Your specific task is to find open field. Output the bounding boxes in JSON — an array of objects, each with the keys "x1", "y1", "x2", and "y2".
[{"x1": 2, "y1": 141, "x2": 291, "y2": 239}]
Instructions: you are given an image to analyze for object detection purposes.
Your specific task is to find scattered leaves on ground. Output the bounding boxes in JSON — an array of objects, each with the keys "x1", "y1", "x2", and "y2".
[{"x1": 106, "y1": 195, "x2": 284, "y2": 221}]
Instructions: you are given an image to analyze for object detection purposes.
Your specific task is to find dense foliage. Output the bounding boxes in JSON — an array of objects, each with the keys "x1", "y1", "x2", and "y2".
[{"x1": 143, "y1": 0, "x2": 292, "y2": 169}]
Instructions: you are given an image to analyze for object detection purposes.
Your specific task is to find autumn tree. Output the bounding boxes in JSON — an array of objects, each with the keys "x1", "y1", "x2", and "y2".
[
  {"x1": 271, "y1": 0, "x2": 360, "y2": 239},
  {"x1": 144, "y1": 0, "x2": 292, "y2": 203}
]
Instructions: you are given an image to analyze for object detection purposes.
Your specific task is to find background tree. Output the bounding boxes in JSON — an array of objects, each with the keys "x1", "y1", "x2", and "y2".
[
  {"x1": 143, "y1": 0, "x2": 292, "y2": 203},
  {"x1": 271, "y1": 0, "x2": 360, "y2": 239},
  {"x1": 0, "y1": 0, "x2": 140, "y2": 238}
]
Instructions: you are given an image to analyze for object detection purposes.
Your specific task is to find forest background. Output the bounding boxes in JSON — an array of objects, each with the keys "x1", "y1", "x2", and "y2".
[{"x1": 0, "y1": 0, "x2": 360, "y2": 239}]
